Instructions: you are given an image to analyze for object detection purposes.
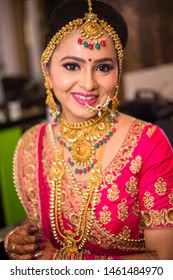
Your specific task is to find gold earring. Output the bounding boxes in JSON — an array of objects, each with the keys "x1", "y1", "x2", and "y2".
[
  {"x1": 45, "y1": 80, "x2": 60, "y2": 122},
  {"x1": 110, "y1": 85, "x2": 120, "y2": 113}
]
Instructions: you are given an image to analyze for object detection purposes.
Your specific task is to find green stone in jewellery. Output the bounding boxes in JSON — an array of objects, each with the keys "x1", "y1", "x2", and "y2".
[
  {"x1": 78, "y1": 38, "x2": 106, "y2": 50},
  {"x1": 77, "y1": 0, "x2": 107, "y2": 50},
  {"x1": 41, "y1": 0, "x2": 123, "y2": 119}
]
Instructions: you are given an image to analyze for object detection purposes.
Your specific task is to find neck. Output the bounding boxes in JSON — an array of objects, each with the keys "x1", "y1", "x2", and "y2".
[{"x1": 60, "y1": 111, "x2": 109, "y2": 129}]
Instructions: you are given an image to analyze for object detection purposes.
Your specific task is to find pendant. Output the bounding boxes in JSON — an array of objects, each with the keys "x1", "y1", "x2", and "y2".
[
  {"x1": 59, "y1": 232, "x2": 79, "y2": 259},
  {"x1": 71, "y1": 141, "x2": 95, "y2": 165}
]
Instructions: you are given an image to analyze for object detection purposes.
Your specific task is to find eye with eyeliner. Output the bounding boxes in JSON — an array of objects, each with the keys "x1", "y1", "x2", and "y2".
[
  {"x1": 62, "y1": 62, "x2": 81, "y2": 71},
  {"x1": 96, "y1": 64, "x2": 114, "y2": 72}
]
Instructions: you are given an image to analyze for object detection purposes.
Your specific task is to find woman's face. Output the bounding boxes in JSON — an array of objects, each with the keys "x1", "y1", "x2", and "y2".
[{"x1": 46, "y1": 29, "x2": 118, "y2": 123}]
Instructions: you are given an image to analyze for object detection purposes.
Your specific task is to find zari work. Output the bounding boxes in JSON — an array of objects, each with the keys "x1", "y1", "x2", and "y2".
[{"x1": 13, "y1": 120, "x2": 173, "y2": 258}]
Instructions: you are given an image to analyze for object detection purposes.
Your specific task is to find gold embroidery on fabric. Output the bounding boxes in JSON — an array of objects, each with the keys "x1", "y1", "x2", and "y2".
[
  {"x1": 90, "y1": 221, "x2": 145, "y2": 252},
  {"x1": 26, "y1": 187, "x2": 37, "y2": 200},
  {"x1": 166, "y1": 209, "x2": 173, "y2": 224},
  {"x1": 44, "y1": 120, "x2": 147, "y2": 252},
  {"x1": 99, "y1": 183, "x2": 108, "y2": 191},
  {"x1": 107, "y1": 184, "x2": 120, "y2": 201},
  {"x1": 99, "y1": 206, "x2": 112, "y2": 225},
  {"x1": 132, "y1": 202, "x2": 140, "y2": 216},
  {"x1": 96, "y1": 191, "x2": 102, "y2": 204},
  {"x1": 13, "y1": 125, "x2": 42, "y2": 224},
  {"x1": 143, "y1": 192, "x2": 154, "y2": 210},
  {"x1": 130, "y1": 155, "x2": 142, "y2": 174},
  {"x1": 146, "y1": 125, "x2": 156, "y2": 137},
  {"x1": 139, "y1": 219, "x2": 145, "y2": 233},
  {"x1": 105, "y1": 174, "x2": 116, "y2": 184},
  {"x1": 154, "y1": 177, "x2": 167, "y2": 195},
  {"x1": 119, "y1": 226, "x2": 131, "y2": 239},
  {"x1": 118, "y1": 198, "x2": 129, "y2": 221},
  {"x1": 149, "y1": 210, "x2": 165, "y2": 227},
  {"x1": 107, "y1": 120, "x2": 146, "y2": 181},
  {"x1": 125, "y1": 176, "x2": 138, "y2": 197},
  {"x1": 142, "y1": 208, "x2": 173, "y2": 228},
  {"x1": 169, "y1": 191, "x2": 173, "y2": 205}
]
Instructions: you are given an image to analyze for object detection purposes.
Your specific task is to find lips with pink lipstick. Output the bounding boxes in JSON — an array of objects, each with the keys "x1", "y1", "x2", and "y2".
[{"x1": 71, "y1": 92, "x2": 99, "y2": 106}]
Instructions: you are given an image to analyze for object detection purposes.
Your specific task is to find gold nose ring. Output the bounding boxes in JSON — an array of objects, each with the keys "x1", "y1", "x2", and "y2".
[{"x1": 94, "y1": 84, "x2": 100, "y2": 89}]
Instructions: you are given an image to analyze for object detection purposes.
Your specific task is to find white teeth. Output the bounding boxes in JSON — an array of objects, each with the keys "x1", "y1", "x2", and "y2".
[{"x1": 76, "y1": 95, "x2": 95, "y2": 101}]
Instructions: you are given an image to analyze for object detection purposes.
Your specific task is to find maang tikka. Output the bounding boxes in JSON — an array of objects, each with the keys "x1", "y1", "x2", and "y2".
[
  {"x1": 78, "y1": 0, "x2": 106, "y2": 50},
  {"x1": 41, "y1": 0, "x2": 123, "y2": 119}
]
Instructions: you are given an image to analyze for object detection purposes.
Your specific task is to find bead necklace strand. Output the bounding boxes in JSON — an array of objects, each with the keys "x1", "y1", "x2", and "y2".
[
  {"x1": 49, "y1": 123, "x2": 105, "y2": 256},
  {"x1": 57, "y1": 110, "x2": 119, "y2": 174}
]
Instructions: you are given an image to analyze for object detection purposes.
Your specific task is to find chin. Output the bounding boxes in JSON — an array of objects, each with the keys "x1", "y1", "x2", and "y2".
[{"x1": 65, "y1": 109, "x2": 97, "y2": 123}]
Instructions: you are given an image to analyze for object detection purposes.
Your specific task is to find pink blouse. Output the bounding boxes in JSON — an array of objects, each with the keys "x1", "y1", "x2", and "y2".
[{"x1": 14, "y1": 119, "x2": 173, "y2": 259}]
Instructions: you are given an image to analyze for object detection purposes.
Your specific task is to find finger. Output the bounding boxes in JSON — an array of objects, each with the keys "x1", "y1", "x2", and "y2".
[
  {"x1": 13, "y1": 226, "x2": 29, "y2": 235},
  {"x1": 4, "y1": 226, "x2": 27, "y2": 252},
  {"x1": 35, "y1": 235, "x2": 47, "y2": 243},
  {"x1": 9, "y1": 231, "x2": 47, "y2": 245},
  {"x1": 8, "y1": 233, "x2": 37, "y2": 245},
  {"x1": 14, "y1": 225, "x2": 40, "y2": 236},
  {"x1": 10, "y1": 251, "x2": 43, "y2": 260},
  {"x1": 9, "y1": 242, "x2": 46, "y2": 255},
  {"x1": 27, "y1": 225, "x2": 39, "y2": 235}
]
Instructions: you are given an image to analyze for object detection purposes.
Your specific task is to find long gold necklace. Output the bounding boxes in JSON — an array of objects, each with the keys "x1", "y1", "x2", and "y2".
[
  {"x1": 48, "y1": 112, "x2": 118, "y2": 259},
  {"x1": 49, "y1": 139, "x2": 104, "y2": 259}
]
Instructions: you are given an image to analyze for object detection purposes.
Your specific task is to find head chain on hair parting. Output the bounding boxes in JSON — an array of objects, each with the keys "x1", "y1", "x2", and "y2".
[{"x1": 41, "y1": 0, "x2": 123, "y2": 119}]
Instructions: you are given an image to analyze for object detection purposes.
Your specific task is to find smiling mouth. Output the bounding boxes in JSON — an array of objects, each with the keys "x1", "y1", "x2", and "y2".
[
  {"x1": 75, "y1": 94, "x2": 96, "y2": 101},
  {"x1": 71, "y1": 92, "x2": 99, "y2": 105}
]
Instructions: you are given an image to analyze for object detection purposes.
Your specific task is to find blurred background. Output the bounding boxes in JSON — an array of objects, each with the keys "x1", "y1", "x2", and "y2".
[{"x1": 0, "y1": 0, "x2": 173, "y2": 257}]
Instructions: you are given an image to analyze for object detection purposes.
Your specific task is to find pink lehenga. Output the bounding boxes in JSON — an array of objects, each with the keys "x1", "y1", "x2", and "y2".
[{"x1": 13, "y1": 119, "x2": 173, "y2": 259}]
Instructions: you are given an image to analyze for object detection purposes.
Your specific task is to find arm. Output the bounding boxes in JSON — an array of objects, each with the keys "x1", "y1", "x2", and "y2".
[
  {"x1": 133, "y1": 126, "x2": 173, "y2": 260},
  {"x1": 123, "y1": 228, "x2": 173, "y2": 260},
  {"x1": 144, "y1": 228, "x2": 173, "y2": 260}
]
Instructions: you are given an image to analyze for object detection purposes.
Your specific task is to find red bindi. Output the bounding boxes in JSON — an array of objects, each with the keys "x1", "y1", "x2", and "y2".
[{"x1": 88, "y1": 58, "x2": 92, "y2": 62}]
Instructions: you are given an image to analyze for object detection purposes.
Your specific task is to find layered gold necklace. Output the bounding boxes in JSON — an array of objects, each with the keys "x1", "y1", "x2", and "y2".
[
  {"x1": 49, "y1": 111, "x2": 119, "y2": 259},
  {"x1": 58, "y1": 111, "x2": 119, "y2": 174}
]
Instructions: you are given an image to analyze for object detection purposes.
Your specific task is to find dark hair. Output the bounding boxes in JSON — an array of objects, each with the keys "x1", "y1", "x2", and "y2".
[{"x1": 45, "y1": 0, "x2": 128, "y2": 49}]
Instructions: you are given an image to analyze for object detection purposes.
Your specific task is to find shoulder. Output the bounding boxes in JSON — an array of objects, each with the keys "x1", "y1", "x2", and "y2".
[
  {"x1": 13, "y1": 122, "x2": 47, "y2": 224},
  {"x1": 120, "y1": 113, "x2": 170, "y2": 140},
  {"x1": 16, "y1": 123, "x2": 47, "y2": 154},
  {"x1": 20, "y1": 123, "x2": 46, "y2": 143},
  {"x1": 119, "y1": 113, "x2": 173, "y2": 153}
]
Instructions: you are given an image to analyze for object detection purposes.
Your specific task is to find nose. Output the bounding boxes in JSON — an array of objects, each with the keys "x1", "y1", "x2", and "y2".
[{"x1": 79, "y1": 69, "x2": 98, "y2": 92}]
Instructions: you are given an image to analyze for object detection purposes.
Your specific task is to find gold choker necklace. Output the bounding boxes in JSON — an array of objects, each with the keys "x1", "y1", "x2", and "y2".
[{"x1": 58, "y1": 111, "x2": 119, "y2": 172}]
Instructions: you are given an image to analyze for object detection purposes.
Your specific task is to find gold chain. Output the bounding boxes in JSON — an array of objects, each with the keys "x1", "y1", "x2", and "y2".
[
  {"x1": 48, "y1": 110, "x2": 118, "y2": 257},
  {"x1": 49, "y1": 134, "x2": 105, "y2": 256}
]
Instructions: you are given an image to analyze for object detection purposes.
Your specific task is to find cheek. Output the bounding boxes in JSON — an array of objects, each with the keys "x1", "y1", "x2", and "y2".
[
  {"x1": 104, "y1": 75, "x2": 118, "y2": 96},
  {"x1": 49, "y1": 70, "x2": 72, "y2": 91}
]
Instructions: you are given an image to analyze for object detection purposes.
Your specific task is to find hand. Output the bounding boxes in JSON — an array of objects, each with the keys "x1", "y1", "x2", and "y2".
[{"x1": 4, "y1": 224, "x2": 54, "y2": 260}]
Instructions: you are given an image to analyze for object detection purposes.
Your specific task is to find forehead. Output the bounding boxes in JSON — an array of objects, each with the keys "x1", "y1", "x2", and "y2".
[{"x1": 53, "y1": 29, "x2": 117, "y2": 59}]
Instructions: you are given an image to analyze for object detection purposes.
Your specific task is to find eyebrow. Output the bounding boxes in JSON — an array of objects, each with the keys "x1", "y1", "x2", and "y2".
[{"x1": 59, "y1": 56, "x2": 115, "y2": 64}]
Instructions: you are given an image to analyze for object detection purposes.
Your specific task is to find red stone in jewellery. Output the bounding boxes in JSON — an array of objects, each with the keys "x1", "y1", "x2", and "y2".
[
  {"x1": 41, "y1": 0, "x2": 123, "y2": 126},
  {"x1": 96, "y1": 104, "x2": 102, "y2": 110},
  {"x1": 77, "y1": 0, "x2": 107, "y2": 50}
]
